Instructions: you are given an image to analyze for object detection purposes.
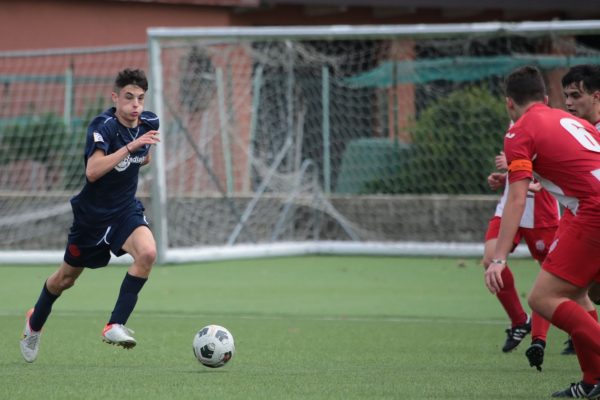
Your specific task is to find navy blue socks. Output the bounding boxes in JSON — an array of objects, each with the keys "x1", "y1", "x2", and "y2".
[
  {"x1": 29, "y1": 283, "x2": 60, "y2": 332},
  {"x1": 108, "y1": 273, "x2": 147, "y2": 325}
]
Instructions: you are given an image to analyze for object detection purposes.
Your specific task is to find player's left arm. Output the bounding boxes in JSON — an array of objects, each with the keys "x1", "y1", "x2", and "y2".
[{"x1": 142, "y1": 152, "x2": 151, "y2": 166}]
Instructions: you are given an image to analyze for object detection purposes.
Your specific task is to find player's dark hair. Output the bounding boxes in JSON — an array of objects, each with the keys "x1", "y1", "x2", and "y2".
[
  {"x1": 562, "y1": 64, "x2": 600, "y2": 93},
  {"x1": 504, "y1": 65, "x2": 546, "y2": 106},
  {"x1": 114, "y1": 68, "x2": 148, "y2": 92},
  {"x1": 585, "y1": 69, "x2": 600, "y2": 93}
]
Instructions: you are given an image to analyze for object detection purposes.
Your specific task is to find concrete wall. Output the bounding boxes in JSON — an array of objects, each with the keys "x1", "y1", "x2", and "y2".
[{"x1": 0, "y1": 194, "x2": 497, "y2": 250}]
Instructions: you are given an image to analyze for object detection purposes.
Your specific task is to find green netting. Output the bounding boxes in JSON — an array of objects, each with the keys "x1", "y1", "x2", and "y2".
[{"x1": 342, "y1": 55, "x2": 600, "y2": 87}]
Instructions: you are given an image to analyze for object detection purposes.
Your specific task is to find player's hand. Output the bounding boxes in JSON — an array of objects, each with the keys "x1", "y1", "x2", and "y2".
[
  {"x1": 495, "y1": 151, "x2": 508, "y2": 171},
  {"x1": 485, "y1": 261, "x2": 505, "y2": 294},
  {"x1": 528, "y1": 181, "x2": 542, "y2": 192},
  {"x1": 131, "y1": 130, "x2": 160, "y2": 151},
  {"x1": 487, "y1": 172, "x2": 506, "y2": 190}
]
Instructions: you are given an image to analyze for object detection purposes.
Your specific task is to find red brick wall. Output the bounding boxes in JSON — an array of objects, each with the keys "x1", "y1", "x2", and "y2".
[{"x1": 0, "y1": 0, "x2": 232, "y2": 50}]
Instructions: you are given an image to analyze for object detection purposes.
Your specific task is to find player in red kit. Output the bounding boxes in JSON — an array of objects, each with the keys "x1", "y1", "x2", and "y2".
[
  {"x1": 485, "y1": 65, "x2": 600, "y2": 398},
  {"x1": 483, "y1": 149, "x2": 559, "y2": 370},
  {"x1": 558, "y1": 64, "x2": 600, "y2": 356}
]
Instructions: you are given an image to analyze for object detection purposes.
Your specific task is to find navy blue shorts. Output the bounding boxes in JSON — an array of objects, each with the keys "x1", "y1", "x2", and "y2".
[{"x1": 63, "y1": 209, "x2": 149, "y2": 268}]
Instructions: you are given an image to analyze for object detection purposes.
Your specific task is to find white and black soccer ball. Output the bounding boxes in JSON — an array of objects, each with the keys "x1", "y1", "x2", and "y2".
[{"x1": 193, "y1": 325, "x2": 235, "y2": 368}]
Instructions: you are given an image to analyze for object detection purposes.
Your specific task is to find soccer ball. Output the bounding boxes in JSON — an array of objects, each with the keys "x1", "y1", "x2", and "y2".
[{"x1": 193, "y1": 325, "x2": 235, "y2": 368}]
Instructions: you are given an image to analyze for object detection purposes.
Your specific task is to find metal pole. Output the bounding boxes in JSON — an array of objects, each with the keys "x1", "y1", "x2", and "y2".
[
  {"x1": 216, "y1": 67, "x2": 234, "y2": 195},
  {"x1": 148, "y1": 36, "x2": 169, "y2": 263},
  {"x1": 322, "y1": 66, "x2": 331, "y2": 193}
]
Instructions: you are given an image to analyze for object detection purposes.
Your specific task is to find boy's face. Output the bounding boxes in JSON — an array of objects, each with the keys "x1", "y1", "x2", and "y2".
[
  {"x1": 112, "y1": 84, "x2": 145, "y2": 125},
  {"x1": 563, "y1": 81, "x2": 596, "y2": 122}
]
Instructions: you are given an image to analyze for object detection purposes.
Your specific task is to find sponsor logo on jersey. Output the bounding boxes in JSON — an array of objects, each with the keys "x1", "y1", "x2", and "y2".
[
  {"x1": 505, "y1": 132, "x2": 516, "y2": 139},
  {"x1": 93, "y1": 132, "x2": 104, "y2": 143},
  {"x1": 535, "y1": 240, "x2": 546, "y2": 252},
  {"x1": 114, "y1": 154, "x2": 146, "y2": 172}
]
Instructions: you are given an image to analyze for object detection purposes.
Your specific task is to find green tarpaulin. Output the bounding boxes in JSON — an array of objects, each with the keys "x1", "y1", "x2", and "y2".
[{"x1": 341, "y1": 55, "x2": 600, "y2": 87}]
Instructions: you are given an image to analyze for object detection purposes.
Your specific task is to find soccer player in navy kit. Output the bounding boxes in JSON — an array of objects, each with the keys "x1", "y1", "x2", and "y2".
[{"x1": 20, "y1": 68, "x2": 161, "y2": 363}]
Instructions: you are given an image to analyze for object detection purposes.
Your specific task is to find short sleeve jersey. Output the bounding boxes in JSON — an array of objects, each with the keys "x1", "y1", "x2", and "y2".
[
  {"x1": 504, "y1": 103, "x2": 600, "y2": 219},
  {"x1": 70, "y1": 107, "x2": 159, "y2": 226}
]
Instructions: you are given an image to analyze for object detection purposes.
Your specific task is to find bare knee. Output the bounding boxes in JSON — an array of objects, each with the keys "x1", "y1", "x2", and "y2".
[
  {"x1": 133, "y1": 246, "x2": 157, "y2": 274},
  {"x1": 527, "y1": 292, "x2": 539, "y2": 312},
  {"x1": 527, "y1": 286, "x2": 551, "y2": 318},
  {"x1": 46, "y1": 273, "x2": 77, "y2": 295}
]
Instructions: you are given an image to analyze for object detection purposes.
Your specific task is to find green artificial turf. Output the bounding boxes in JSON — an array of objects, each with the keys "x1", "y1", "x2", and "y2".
[{"x1": 0, "y1": 256, "x2": 580, "y2": 399}]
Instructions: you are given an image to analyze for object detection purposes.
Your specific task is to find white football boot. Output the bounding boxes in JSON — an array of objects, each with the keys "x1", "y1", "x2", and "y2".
[
  {"x1": 102, "y1": 324, "x2": 137, "y2": 349},
  {"x1": 20, "y1": 308, "x2": 42, "y2": 363}
]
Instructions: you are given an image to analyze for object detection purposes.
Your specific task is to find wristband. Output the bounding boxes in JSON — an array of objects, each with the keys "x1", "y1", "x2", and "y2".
[
  {"x1": 491, "y1": 259, "x2": 506, "y2": 265},
  {"x1": 125, "y1": 144, "x2": 133, "y2": 155}
]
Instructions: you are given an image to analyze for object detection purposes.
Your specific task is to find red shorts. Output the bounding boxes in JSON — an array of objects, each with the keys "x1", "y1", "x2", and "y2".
[
  {"x1": 485, "y1": 216, "x2": 557, "y2": 263},
  {"x1": 543, "y1": 212, "x2": 600, "y2": 287}
]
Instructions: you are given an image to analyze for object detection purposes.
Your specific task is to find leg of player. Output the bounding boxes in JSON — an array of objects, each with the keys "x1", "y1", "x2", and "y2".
[
  {"x1": 570, "y1": 283, "x2": 600, "y2": 357},
  {"x1": 521, "y1": 229, "x2": 555, "y2": 372},
  {"x1": 20, "y1": 262, "x2": 84, "y2": 362},
  {"x1": 483, "y1": 237, "x2": 530, "y2": 353},
  {"x1": 561, "y1": 303, "x2": 599, "y2": 356},
  {"x1": 102, "y1": 226, "x2": 156, "y2": 349},
  {"x1": 559, "y1": 261, "x2": 600, "y2": 357},
  {"x1": 525, "y1": 312, "x2": 549, "y2": 372},
  {"x1": 588, "y1": 283, "x2": 600, "y2": 305},
  {"x1": 528, "y1": 270, "x2": 600, "y2": 398}
]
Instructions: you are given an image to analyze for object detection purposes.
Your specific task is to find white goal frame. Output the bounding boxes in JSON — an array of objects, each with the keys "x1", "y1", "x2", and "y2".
[
  {"x1": 144, "y1": 20, "x2": 600, "y2": 264},
  {"x1": 2, "y1": 20, "x2": 600, "y2": 265}
]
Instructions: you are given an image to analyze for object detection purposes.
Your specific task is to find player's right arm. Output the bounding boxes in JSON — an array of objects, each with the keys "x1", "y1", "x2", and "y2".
[
  {"x1": 495, "y1": 151, "x2": 508, "y2": 171},
  {"x1": 487, "y1": 172, "x2": 506, "y2": 191},
  {"x1": 86, "y1": 147, "x2": 130, "y2": 182},
  {"x1": 485, "y1": 123, "x2": 535, "y2": 293},
  {"x1": 485, "y1": 178, "x2": 529, "y2": 293},
  {"x1": 487, "y1": 151, "x2": 508, "y2": 191}
]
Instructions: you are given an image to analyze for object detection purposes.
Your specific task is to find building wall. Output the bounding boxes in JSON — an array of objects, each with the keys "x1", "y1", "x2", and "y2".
[
  {"x1": 0, "y1": 0, "x2": 590, "y2": 51},
  {"x1": 0, "y1": 0, "x2": 232, "y2": 50}
]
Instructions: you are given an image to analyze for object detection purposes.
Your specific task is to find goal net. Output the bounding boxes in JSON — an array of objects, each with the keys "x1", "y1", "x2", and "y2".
[
  {"x1": 2, "y1": 22, "x2": 600, "y2": 263},
  {"x1": 147, "y1": 22, "x2": 600, "y2": 262},
  {"x1": 0, "y1": 45, "x2": 148, "y2": 263}
]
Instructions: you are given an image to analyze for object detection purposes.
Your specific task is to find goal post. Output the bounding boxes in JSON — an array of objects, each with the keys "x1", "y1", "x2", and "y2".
[{"x1": 145, "y1": 20, "x2": 600, "y2": 263}]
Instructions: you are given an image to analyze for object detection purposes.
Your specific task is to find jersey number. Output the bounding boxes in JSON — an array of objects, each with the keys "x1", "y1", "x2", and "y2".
[{"x1": 560, "y1": 117, "x2": 600, "y2": 152}]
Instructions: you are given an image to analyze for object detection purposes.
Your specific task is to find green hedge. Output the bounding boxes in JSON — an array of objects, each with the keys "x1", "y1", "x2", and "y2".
[
  {"x1": 364, "y1": 86, "x2": 507, "y2": 194},
  {"x1": 0, "y1": 100, "x2": 105, "y2": 190}
]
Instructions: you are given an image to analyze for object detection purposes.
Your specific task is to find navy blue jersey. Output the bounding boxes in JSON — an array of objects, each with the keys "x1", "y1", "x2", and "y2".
[{"x1": 70, "y1": 107, "x2": 159, "y2": 226}]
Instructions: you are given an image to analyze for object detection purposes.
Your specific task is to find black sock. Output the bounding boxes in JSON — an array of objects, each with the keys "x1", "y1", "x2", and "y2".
[
  {"x1": 108, "y1": 273, "x2": 147, "y2": 325},
  {"x1": 29, "y1": 283, "x2": 60, "y2": 332}
]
